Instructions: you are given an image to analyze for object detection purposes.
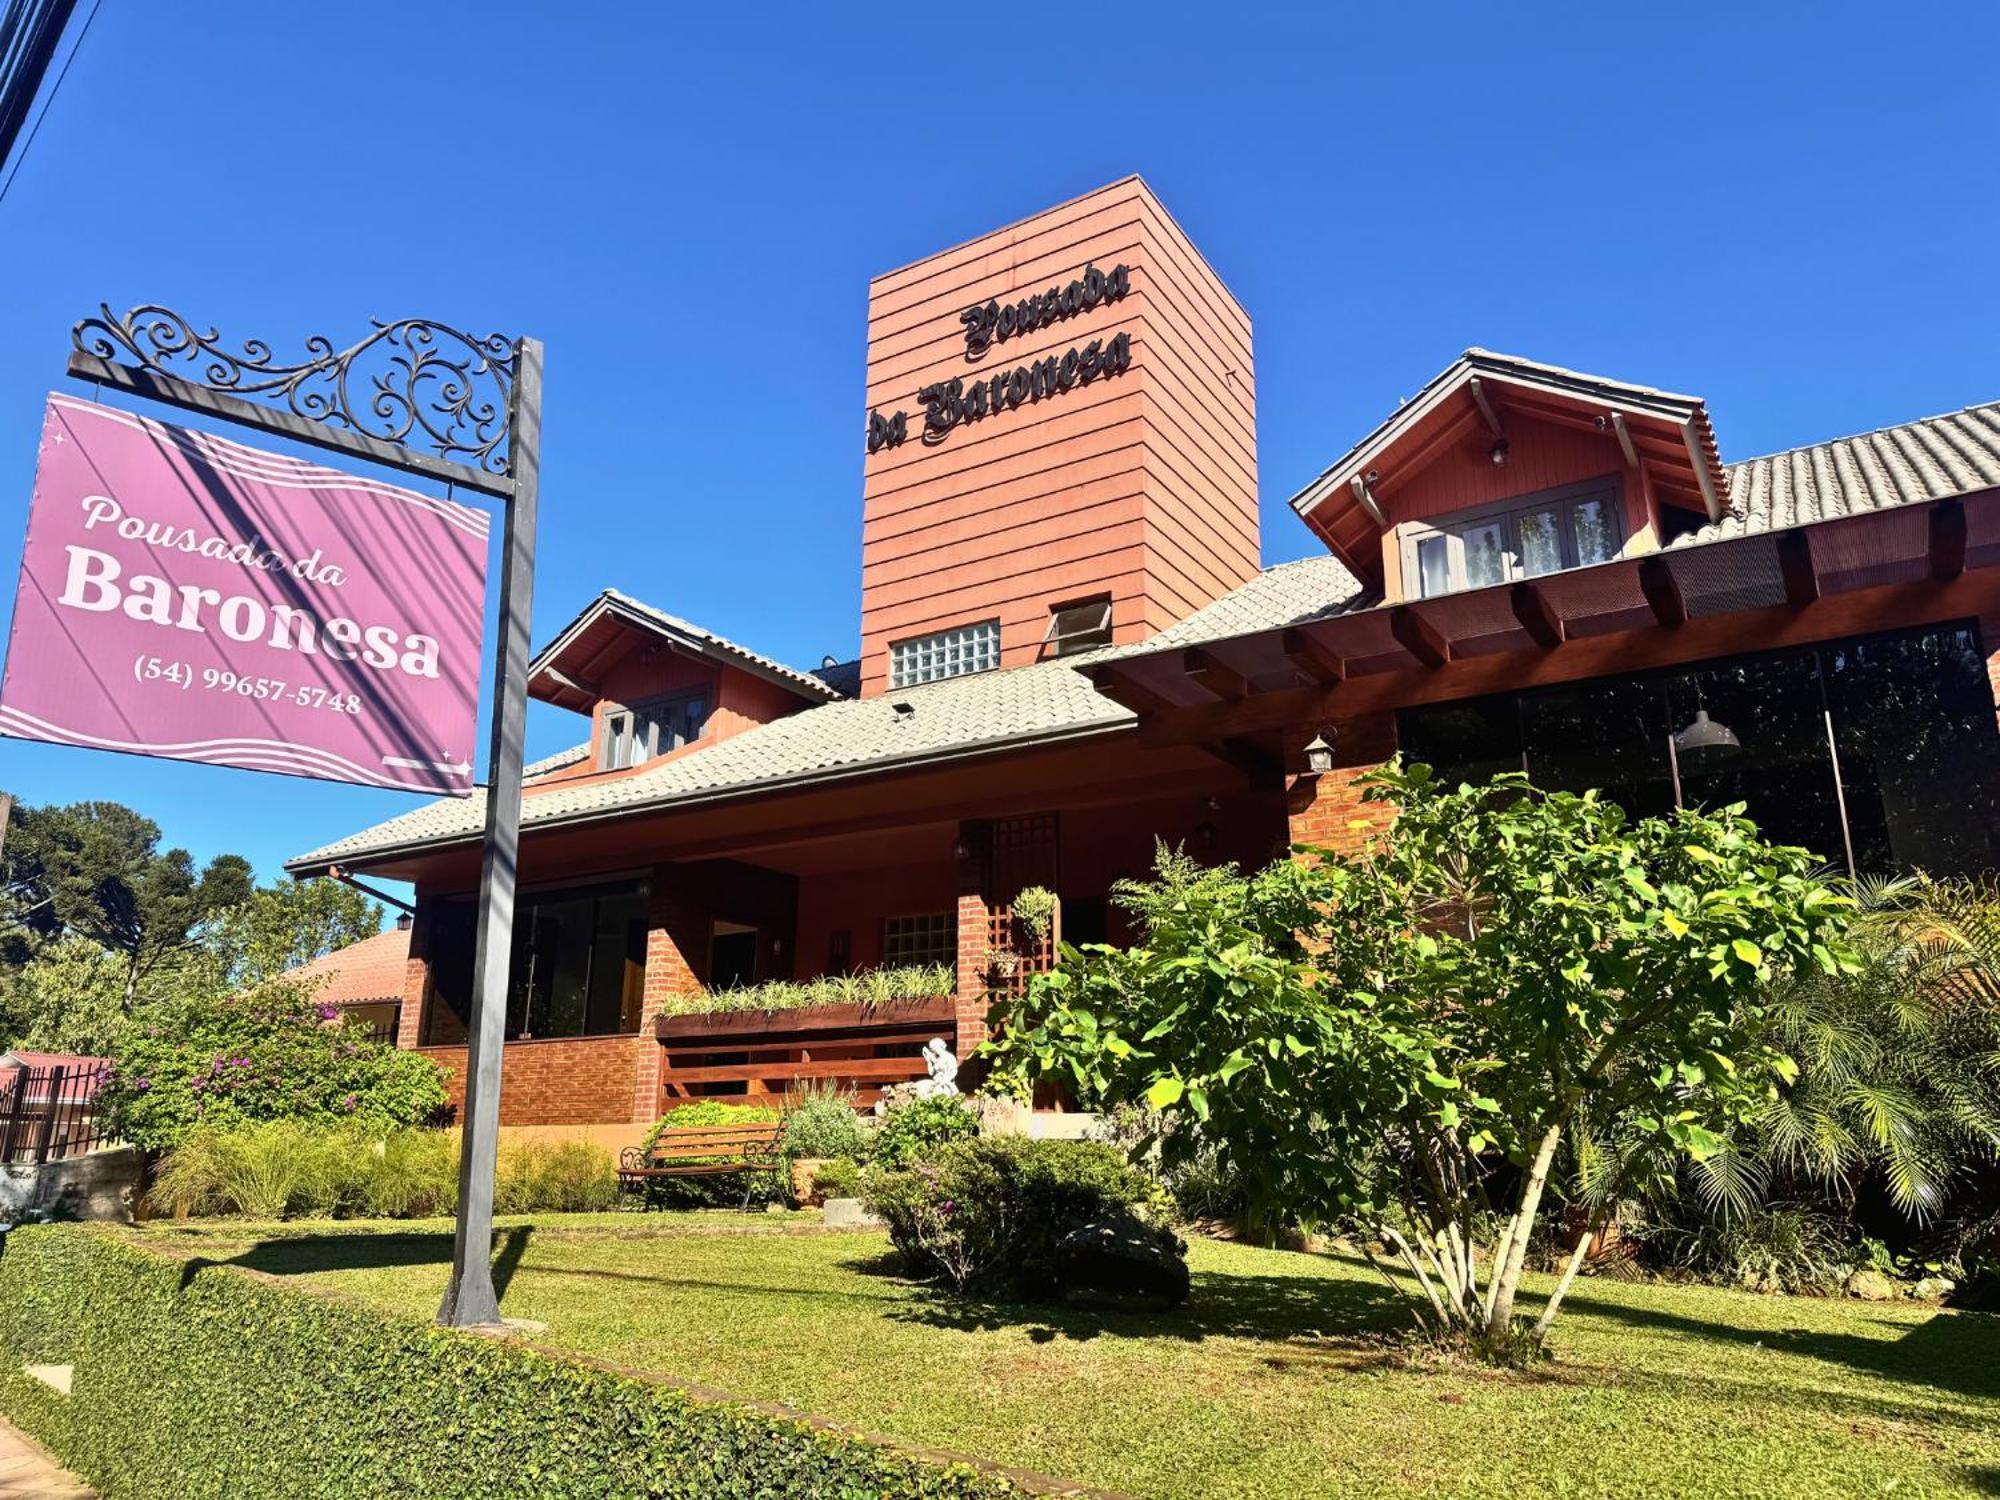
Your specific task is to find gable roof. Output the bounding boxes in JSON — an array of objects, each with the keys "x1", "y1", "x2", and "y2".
[
  {"x1": 530, "y1": 589, "x2": 844, "y2": 713},
  {"x1": 1287, "y1": 350, "x2": 1730, "y2": 578}
]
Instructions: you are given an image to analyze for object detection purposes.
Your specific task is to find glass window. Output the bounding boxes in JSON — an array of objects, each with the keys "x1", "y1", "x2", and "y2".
[
  {"x1": 1573, "y1": 497, "x2": 1618, "y2": 566},
  {"x1": 422, "y1": 880, "x2": 648, "y2": 1043},
  {"x1": 883, "y1": 913, "x2": 954, "y2": 968},
  {"x1": 1516, "y1": 507, "x2": 1563, "y2": 577},
  {"x1": 1044, "y1": 596, "x2": 1114, "y2": 656},
  {"x1": 1822, "y1": 626, "x2": 2000, "y2": 877},
  {"x1": 1462, "y1": 521, "x2": 1508, "y2": 588},
  {"x1": 1398, "y1": 623, "x2": 2000, "y2": 882},
  {"x1": 1416, "y1": 535, "x2": 1451, "y2": 598},
  {"x1": 601, "y1": 693, "x2": 707, "y2": 770},
  {"x1": 890, "y1": 620, "x2": 1001, "y2": 688},
  {"x1": 1404, "y1": 483, "x2": 1622, "y2": 600}
]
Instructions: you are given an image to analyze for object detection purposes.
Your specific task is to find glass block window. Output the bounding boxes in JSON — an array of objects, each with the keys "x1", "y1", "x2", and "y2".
[
  {"x1": 889, "y1": 620, "x2": 1000, "y2": 688},
  {"x1": 883, "y1": 912, "x2": 954, "y2": 968}
]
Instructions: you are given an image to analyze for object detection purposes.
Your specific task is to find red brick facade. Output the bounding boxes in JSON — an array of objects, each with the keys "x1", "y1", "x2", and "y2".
[
  {"x1": 417, "y1": 1036, "x2": 652, "y2": 1128},
  {"x1": 1285, "y1": 713, "x2": 1399, "y2": 856}
]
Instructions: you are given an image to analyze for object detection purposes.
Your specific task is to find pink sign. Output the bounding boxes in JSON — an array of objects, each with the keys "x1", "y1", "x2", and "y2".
[{"x1": 0, "y1": 394, "x2": 488, "y2": 796}]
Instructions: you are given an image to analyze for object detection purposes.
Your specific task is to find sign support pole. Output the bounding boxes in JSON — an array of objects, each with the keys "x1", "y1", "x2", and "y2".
[{"x1": 439, "y1": 336, "x2": 541, "y2": 1328}]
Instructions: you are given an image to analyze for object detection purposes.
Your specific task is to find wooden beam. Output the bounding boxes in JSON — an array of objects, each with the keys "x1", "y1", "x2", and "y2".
[
  {"x1": 1183, "y1": 648, "x2": 1250, "y2": 701},
  {"x1": 1638, "y1": 556, "x2": 1688, "y2": 628},
  {"x1": 1931, "y1": 498, "x2": 1967, "y2": 581},
  {"x1": 1509, "y1": 580, "x2": 1565, "y2": 649},
  {"x1": 1776, "y1": 530, "x2": 1819, "y2": 607},
  {"x1": 1348, "y1": 473, "x2": 1386, "y2": 527},
  {"x1": 1203, "y1": 737, "x2": 1283, "y2": 786},
  {"x1": 1128, "y1": 569, "x2": 2000, "y2": 754},
  {"x1": 1468, "y1": 376, "x2": 1504, "y2": 437},
  {"x1": 1609, "y1": 411, "x2": 1640, "y2": 469},
  {"x1": 539, "y1": 664, "x2": 600, "y2": 699},
  {"x1": 1681, "y1": 417, "x2": 1725, "y2": 519},
  {"x1": 1085, "y1": 663, "x2": 1175, "y2": 716},
  {"x1": 1282, "y1": 627, "x2": 1347, "y2": 684},
  {"x1": 1389, "y1": 606, "x2": 1450, "y2": 668}
]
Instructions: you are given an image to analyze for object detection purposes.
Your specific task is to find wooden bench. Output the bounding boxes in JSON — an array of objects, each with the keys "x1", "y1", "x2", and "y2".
[{"x1": 618, "y1": 1120, "x2": 785, "y2": 1209}]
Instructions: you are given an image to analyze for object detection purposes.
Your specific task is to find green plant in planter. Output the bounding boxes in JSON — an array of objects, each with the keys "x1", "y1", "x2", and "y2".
[{"x1": 1014, "y1": 885, "x2": 1058, "y2": 947}]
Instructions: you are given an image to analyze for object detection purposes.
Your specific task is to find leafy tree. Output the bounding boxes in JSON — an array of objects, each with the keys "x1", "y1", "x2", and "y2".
[
  {"x1": 2, "y1": 800, "x2": 253, "y2": 1011},
  {"x1": 99, "y1": 981, "x2": 447, "y2": 1153},
  {"x1": 985, "y1": 762, "x2": 1855, "y2": 1360},
  {"x1": 204, "y1": 876, "x2": 383, "y2": 988},
  {"x1": 0, "y1": 934, "x2": 129, "y2": 1055}
]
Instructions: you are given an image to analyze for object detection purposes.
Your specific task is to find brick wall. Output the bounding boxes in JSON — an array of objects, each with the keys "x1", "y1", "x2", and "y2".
[
  {"x1": 1286, "y1": 713, "x2": 1399, "y2": 856},
  {"x1": 632, "y1": 881, "x2": 707, "y2": 1122},
  {"x1": 953, "y1": 833, "x2": 991, "y2": 1050},
  {"x1": 419, "y1": 1035, "x2": 651, "y2": 1128}
]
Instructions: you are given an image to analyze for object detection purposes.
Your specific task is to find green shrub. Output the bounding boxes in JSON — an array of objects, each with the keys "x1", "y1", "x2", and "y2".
[
  {"x1": 495, "y1": 1139, "x2": 618, "y2": 1214},
  {"x1": 0, "y1": 1225, "x2": 1015, "y2": 1498},
  {"x1": 863, "y1": 1136, "x2": 1170, "y2": 1296},
  {"x1": 658, "y1": 964, "x2": 955, "y2": 1017},
  {"x1": 147, "y1": 1125, "x2": 618, "y2": 1220},
  {"x1": 782, "y1": 1085, "x2": 865, "y2": 1161},
  {"x1": 872, "y1": 1094, "x2": 980, "y2": 1170},
  {"x1": 811, "y1": 1157, "x2": 862, "y2": 1199},
  {"x1": 1636, "y1": 1196, "x2": 1858, "y2": 1294},
  {"x1": 102, "y1": 982, "x2": 447, "y2": 1152}
]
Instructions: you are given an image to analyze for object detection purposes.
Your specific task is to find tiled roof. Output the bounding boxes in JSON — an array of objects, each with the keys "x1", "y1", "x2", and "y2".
[
  {"x1": 284, "y1": 924, "x2": 410, "y2": 1005},
  {"x1": 533, "y1": 590, "x2": 844, "y2": 703},
  {"x1": 290, "y1": 398, "x2": 1998, "y2": 873},
  {"x1": 288, "y1": 556, "x2": 1369, "y2": 870},
  {"x1": 1674, "y1": 401, "x2": 2000, "y2": 547}
]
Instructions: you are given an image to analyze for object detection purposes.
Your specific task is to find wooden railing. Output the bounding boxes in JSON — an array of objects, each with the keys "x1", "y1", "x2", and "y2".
[
  {"x1": 654, "y1": 996, "x2": 954, "y2": 1108},
  {"x1": 0, "y1": 1062, "x2": 112, "y2": 1164}
]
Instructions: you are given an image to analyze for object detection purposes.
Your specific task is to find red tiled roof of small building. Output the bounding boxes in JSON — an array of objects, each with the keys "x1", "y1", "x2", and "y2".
[{"x1": 284, "y1": 924, "x2": 410, "y2": 1006}]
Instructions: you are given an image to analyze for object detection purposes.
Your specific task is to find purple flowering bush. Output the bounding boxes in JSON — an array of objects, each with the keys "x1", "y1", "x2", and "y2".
[
  {"x1": 862, "y1": 1135, "x2": 1169, "y2": 1296},
  {"x1": 101, "y1": 981, "x2": 447, "y2": 1153}
]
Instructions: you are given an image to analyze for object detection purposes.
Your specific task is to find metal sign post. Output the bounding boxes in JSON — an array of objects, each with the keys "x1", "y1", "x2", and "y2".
[{"x1": 61, "y1": 308, "x2": 540, "y2": 1327}]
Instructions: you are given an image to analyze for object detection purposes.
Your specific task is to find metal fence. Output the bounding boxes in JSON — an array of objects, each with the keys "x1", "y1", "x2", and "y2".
[{"x1": 0, "y1": 1061, "x2": 112, "y2": 1163}]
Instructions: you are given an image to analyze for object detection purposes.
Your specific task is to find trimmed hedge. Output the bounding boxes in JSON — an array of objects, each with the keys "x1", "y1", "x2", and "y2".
[{"x1": 0, "y1": 1225, "x2": 1020, "y2": 1499}]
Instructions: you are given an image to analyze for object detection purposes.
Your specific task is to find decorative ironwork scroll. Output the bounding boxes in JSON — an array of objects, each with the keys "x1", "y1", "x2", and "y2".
[{"x1": 72, "y1": 305, "x2": 518, "y2": 477}]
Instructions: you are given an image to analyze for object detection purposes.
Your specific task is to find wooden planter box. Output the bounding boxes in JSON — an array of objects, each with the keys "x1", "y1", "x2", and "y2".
[{"x1": 653, "y1": 996, "x2": 955, "y2": 1107}]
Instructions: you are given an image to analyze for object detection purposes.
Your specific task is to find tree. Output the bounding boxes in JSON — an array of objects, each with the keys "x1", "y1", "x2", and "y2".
[
  {"x1": 0, "y1": 934, "x2": 128, "y2": 1055},
  {"x1": 205, "y1": 876, "x2": 383, "y2": 989},
  {"x1": 99, "y1": 980, "x2": 447, "y2": 1152},
  {"x1": 985, "y1": 762, "x2": 1855, "y2": 1361},
  {"x1": 1, "y1": 801, "x2": 253, "y2": 1011}
]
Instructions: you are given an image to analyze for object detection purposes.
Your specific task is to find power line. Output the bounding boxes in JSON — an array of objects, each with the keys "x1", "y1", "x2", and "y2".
[{"x1": 0, "y1": 0, "x2": 99, "y2": 211}]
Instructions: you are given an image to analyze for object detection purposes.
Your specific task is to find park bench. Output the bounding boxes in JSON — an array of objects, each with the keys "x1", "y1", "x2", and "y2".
[{"x1": 618, "y1": 1119, "x2": 785, "y2": 1209}]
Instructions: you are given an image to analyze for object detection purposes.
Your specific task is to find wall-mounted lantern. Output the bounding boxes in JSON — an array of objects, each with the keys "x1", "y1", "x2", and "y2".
[{"x1": 1302, "y1": 731, "x2": 1336, "y2": 776}]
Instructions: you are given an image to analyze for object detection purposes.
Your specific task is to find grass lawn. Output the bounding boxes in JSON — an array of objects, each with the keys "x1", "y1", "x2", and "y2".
[{"x1": 142, "y1": 1214, "x2": 1998, "y2": 1499}]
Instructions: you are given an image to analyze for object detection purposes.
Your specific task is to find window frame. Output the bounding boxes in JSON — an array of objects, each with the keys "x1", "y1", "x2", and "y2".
[
  {"x1": 1399, "y1": 477, "x2": 1625, "y2": 601},
  {"x1": 599, "y1": 689, "x2": 708, "y2": 770},
  {"x1": 882, "y1": 912, "x2": 954, "y2": 969},
  {"x1": 888, "y1": 619, "x2": 1001, "y2": 689},
  {"x1": 1042, "y1": 594, "x2": 1114, "y2": 657}
]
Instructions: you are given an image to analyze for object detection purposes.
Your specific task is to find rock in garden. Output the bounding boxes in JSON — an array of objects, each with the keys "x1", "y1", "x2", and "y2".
[
  {"x1": 1845, "y1": 1269, "x2": 1899, "y2": 1301},
  {"x1": 1053, "y1": 1212, "x2": 1190, "y2": 1308}
]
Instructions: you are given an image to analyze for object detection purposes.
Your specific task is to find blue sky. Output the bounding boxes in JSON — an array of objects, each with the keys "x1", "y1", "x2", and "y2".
[{"x1": 0, "y1": 2, "x2": 1995, "y2": 887}]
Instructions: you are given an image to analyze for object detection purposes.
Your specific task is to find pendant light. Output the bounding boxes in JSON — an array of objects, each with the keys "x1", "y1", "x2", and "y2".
[{"x1": 1674, "y1": 681, "x2": 1741, "y2": 762}]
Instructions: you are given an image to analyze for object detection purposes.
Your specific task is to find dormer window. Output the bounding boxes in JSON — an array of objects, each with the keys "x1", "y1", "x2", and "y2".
[
  {"x1": 1402, "y1": 480, "x2": 1623, "y2": 600},
  {"x1": 601, "y1": 691, "x2": 707, "y2": 770}
]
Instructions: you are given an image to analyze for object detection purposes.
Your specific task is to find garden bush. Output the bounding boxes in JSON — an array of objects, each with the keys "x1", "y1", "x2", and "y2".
[
  {"x1": 147, "y1": 1124, "x2": 618, "y2": 1220},
  {"x1": 101, "y1": 982, "x2": 447, "y2": 1152},
  {"x1": 781, "y1": 1084, "x2": 865, "y2": 1161},
  {"x1": 864, "y1": 1136, "x2": 1174, "y2": 1297},
  {"x1": 871, "y1": 1093, "x2": 980, "y2": 1169},
  {"x1": 0, "y1": 1225, "x2": 1015, "y2": 1499},
  {"x1": 657, "y1": 964, "x2": 955, "y2": 1017},
  {"x1": 810, "y1": 1157, "x2": 862, "y2": 1199}
]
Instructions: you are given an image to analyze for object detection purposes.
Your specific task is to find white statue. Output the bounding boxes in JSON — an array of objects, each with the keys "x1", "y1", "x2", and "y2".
[{"x1": 914, "y1": 1037, "x2": 960, "y2": 1097}]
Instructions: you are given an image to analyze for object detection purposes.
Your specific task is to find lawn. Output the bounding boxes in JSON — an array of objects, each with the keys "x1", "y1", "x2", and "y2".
[{"x1": 142, "y1": 1214, "x2": 1998, "y2": 1499}]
